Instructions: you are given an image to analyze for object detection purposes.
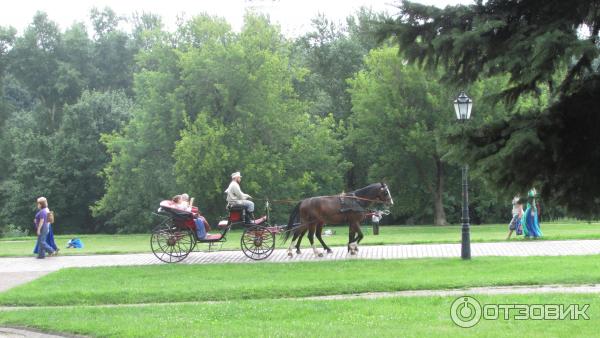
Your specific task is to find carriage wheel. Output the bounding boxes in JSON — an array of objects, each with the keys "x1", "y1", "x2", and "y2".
[
  {"x1": 241, "y1": 225, "x2": 275, "y2": 260},
  {"x1": 151, "y1": 221, "x2": 195, "y2": 263}
]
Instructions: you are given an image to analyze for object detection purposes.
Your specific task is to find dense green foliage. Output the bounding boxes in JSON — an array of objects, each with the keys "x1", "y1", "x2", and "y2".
[
  {"x1": 0, "y1": 4, "x2": 588, "y2": 234},
  {"x1": 377, "y1": 0, "x2": 600, "y2": 217}
]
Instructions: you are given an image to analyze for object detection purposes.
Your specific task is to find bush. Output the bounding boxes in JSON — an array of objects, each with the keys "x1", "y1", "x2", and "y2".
[{"x1": 0, "y1": 224, "x2": 29, "y2": 238}]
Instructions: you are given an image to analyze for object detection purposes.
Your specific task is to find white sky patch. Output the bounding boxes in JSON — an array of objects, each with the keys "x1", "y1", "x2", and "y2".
[{"x1": 1, "y1": 0, "x2": 473, "y2": 36}]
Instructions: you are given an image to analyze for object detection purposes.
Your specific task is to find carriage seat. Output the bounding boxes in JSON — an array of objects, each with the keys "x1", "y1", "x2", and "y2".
[
  {"x1": 204, "y1": 233, "x2": 223, "y2": 241},
  {"x1": 226, "y1": 204, "x2": 266, "y2": 225},
  {"x1": 226, "y1": 204, "x2": 247, "y2": 212}
]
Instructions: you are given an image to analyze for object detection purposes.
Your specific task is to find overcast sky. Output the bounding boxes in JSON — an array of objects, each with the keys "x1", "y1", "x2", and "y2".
[{"x1": 1, "y1": 0, "x2": 472, "y2": 37}]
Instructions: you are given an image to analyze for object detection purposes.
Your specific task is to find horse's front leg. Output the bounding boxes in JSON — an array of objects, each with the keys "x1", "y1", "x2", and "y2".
[
  {"x1": 348, "y1": 222, "x2": 361, "y2": 255},
  {"x1": 315, "y1": 223, "x2": 332, "y2": 254},
  {"x1": 348, "y1": 228, "x2": 357, "y2": 254},
  {"x1": 354, "y1": 224, "x2": 364, "y2": 252}
]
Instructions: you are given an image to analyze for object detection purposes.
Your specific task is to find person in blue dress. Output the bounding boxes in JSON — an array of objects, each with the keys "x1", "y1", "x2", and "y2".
[
  {"x1": 522, "y1": 188, "x2": 542, "y2": 239},
  {"x1": 33, "y1": 223, "x2": 58, "y2": 255}
]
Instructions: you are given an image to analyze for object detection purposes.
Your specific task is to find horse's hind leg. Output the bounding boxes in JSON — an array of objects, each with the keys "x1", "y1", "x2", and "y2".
[
  {"x1": 295, "y1": 229, "x2": 307, "y2": 254},
  {"x1": 308, "y1": 224, "x2": 323, "y2": 257},
  {"x1": 315, "y1": 223, "x2": 332, "y2": 254},
  {"x1": 287, "y1": 231, "x2": 300, "y2": 257}
]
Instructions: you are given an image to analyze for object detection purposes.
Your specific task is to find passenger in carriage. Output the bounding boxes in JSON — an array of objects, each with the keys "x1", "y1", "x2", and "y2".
[
  {"x1": 179, "y1": 193, "x2": 210, "y2": 240},
  {"x1": 225, "y1": 171, "x2": 255, "y2": 222},
  {"x1": 179, "y1": 194, "x2": 191, "y2": 209}
]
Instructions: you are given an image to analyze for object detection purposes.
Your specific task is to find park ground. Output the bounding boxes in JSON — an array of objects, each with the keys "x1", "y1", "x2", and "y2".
[
  {"x1": 1, "y1": 220, "x2": 600, "y2": 257},
  {"x1": 1, "y1": 221, "x2": 599, "y2": 337}
]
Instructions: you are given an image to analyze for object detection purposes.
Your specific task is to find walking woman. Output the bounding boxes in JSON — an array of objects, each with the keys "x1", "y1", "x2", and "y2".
[
  {"x1": 522, "y1": 188, "x2": 542, "y2": 239},
  {"x1": 34, "y1": 197, "x2": 55, "y2": 259}
]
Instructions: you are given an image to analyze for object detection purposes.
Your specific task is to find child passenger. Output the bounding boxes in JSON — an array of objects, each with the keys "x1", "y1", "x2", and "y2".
[{"x1": 179, "y1": 193, "x2": 209, "y2": 239}]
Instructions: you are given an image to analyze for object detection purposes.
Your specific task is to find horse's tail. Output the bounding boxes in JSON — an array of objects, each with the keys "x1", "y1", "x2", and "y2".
[{"x1": 282, "y1": 202, "x2": 301, "y2": 243}]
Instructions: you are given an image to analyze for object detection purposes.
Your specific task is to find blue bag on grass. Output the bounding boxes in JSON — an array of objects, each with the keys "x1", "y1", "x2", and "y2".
[{"x1": 67, "y1": 238, "x2": 83, "y2": 249}]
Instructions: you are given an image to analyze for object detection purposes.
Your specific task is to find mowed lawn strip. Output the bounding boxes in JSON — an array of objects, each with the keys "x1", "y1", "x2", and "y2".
[
  {"x1": 2, "y1": 255, "x2": 600, "y2": 306},
  {"x1": 0, "y1": 294, "x2": 597, "y2": 337},
  {"x1": 1, "y1": 221, "x2": 600, "y2": 257}
]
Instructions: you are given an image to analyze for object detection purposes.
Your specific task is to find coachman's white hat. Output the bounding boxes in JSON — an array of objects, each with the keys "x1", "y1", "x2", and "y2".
[{"x1": 231, "y1": 172, "x2": 242, "y2": 179}]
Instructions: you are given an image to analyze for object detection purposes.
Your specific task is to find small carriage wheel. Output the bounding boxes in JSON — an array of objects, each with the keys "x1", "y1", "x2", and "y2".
[
  {"x1": 151, "y1": 220, "x2": 195, "y2": 263},
  {"x1": 241, "y1": 225, "x2": 275, "y2": 260}
]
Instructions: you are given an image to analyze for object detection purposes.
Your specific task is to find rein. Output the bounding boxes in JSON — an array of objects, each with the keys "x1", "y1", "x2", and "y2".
[
  {"x1": 342, "y1": 194, "x2": 387, "y2": 204},
  {"x1": 255, "y1": 193, "x2": 388, "y2": 206}
]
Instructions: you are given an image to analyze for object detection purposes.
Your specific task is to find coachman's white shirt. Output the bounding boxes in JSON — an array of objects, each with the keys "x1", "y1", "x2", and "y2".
[{"x1": 225, "y1": 180, "x2": 250, "y2": 203}]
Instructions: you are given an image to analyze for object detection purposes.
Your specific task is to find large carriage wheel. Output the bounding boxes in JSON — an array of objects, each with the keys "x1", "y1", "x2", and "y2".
[
  {"x1": 151, "y1": 220, "x2": 195, "y2": 263},
  {"x1": 241, "y1": 225, "x2": 275, "y2": 260}
]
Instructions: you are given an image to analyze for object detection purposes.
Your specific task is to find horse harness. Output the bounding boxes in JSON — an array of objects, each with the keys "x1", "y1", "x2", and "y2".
[{"x1": 339, "y1": 193, "x2": 367, "y2": 214}]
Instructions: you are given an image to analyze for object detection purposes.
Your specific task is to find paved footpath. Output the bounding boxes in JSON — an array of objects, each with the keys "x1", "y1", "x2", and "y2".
[{"x1": 2, "y1": 239, "x2": 600, "y2": 292}]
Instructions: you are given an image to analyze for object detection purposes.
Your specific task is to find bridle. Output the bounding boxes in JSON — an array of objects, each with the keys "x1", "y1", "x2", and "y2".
[{"x1": 347, "y1": 183, "x2": 394, "y2": 205}]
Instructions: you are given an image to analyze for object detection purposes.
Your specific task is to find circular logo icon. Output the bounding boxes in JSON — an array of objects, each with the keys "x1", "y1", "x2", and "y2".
[{"x1": 450, "y1": 296, "x2": 482, "y2": 328}]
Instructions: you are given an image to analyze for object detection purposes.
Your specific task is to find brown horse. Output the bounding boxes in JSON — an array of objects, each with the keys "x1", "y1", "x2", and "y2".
[{"x1": 283, "y1": 183, "x2": 393, "y2": 256}]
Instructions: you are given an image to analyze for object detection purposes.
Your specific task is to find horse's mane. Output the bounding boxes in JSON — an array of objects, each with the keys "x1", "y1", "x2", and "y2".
[{"x1": 350, "y1": 183, "x2": 382, "y2": 197}]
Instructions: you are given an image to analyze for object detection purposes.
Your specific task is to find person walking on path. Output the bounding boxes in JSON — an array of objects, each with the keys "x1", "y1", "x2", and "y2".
[
  {"x1": 506, "y1": 195, "x2": 523, "y2": 240},
  {"x1": 34, "y1": 197, "x2": 55, "y2": 259},
  {"x1": 33, "y1": 223, "x2": 58, "y2": 255},
  {"x1": 522, "y1": 188, "x2": 543, "y2": 239},
  {"x1": 371, "y1": 210, "x2": 383, "y2": 235}
]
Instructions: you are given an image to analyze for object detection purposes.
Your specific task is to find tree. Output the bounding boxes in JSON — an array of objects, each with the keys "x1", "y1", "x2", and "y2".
[
  {"x1": 0, "y1": 27, "x2": 17, "y2": 206},
  {"x1": 95, "y1": 13, "x2": 349, "y2": 231},
  {"x1": 0, "y1": 109, "x2": 52, "y2": 230},
  {"x1": 378, "y1": 0, "x2": 600, "y2": 217},
  {"x1": 174, "y1": 13, "x2": 348, "y2": 222},
  {"x1": 348, "y1": 46, "x2": 460, "y2": 225},
  {"x1": 49, "y1": 91, "x2": 133, "y2": 232},
  {"x1": 92, "y1": 44, "x2": 182, "y2": 233},
  {"x1": 8, "y1": 12, "x2": 67, "y2": 128},
  {"x1": 88, "y1": 7, "x2": 138, "y2": 94},
  {"x1": 292, "y1": 11, "x2": 378, "y2": 120},
  {"x1": 291, "y1": 9, "x2": 387, "y2": 190},
  {"x1": 0, "y1": 26, "x2": 16, "y2": 113}
]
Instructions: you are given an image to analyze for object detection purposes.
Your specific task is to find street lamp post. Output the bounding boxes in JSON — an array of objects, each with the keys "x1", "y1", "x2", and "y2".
[{"x1": 454, "y1": 91, "x2": 473, "y2": 260}]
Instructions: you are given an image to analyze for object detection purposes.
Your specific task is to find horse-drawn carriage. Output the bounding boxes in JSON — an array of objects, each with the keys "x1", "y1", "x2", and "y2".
[
  {"x1": 151, "y1": 182, "x2": 394, "y2": 262},
  {"x1": 150, "y1": 200, "x2": 279, "y2": 262}
]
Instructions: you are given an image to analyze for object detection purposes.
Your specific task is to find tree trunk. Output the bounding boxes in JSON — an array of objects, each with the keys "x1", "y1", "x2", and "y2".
[{"x1": 433, "y1": 157, "x2": 448, "y2": 226}]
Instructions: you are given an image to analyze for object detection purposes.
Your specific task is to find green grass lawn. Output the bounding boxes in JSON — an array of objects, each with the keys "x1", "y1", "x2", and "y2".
[
  {"x1": 0, "y1": 234, "x2": 150, "y2": 257},
  {"x1": 1, "y1": 221, "x2": 600, "y2": 257},
  {"x1": 2, "y1": 255, "x2": 600, "y2": 306},
  {"x1": 0, "y1": 294, "x2": 597, "y2": 337}
]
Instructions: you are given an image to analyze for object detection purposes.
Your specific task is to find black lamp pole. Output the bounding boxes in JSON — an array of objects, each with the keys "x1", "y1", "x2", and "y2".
[
  {"x1": 461, "y1": 164, "x2": 471, "y2": 259},
  {"x1": 454, "y1": 91, "x2": 473, "y2": 260}
]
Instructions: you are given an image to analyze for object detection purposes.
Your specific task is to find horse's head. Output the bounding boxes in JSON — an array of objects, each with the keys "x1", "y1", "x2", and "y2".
[
  {"x1": 377, "y1": 182, "x2": 394, "y2": 206},
  {"x1": 353, "y1": 182, "x2": 394, "y2": 206}
]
